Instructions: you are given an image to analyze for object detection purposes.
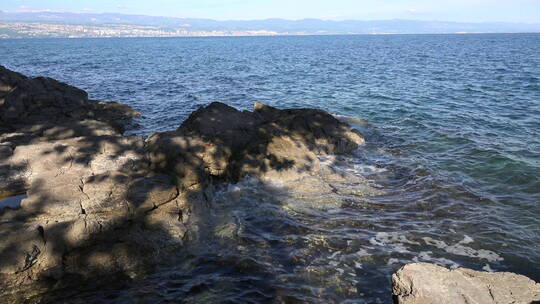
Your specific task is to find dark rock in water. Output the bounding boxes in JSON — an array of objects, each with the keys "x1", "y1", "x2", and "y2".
[
  {"x1": 0, "y1": 68, "x2": 365, "y2": 300},
  {"x1": 147, "y1": 101, "x2": 364, "y2": 189},
  {"x1": 0, "y1": 65, "x2": 140, "y2": 141},
  {"x1": 392, "y1": 263, "x2": 540, "y2": 304}
]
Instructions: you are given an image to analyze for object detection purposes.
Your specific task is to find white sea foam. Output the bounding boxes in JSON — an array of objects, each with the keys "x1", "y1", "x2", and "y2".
[
  {"x1": 355, "y1": 249, "x2": 371, "y2": 257},
  {"x1": 460, "y1": 235, "x2": 474, "y2": 244},
  {"x1": 482, "y1": 264, "x2": 494, "y2": 272},
  {"x1": 367, "y1": 232, "x2": 502, "y2": 268},
  {"x1": 413, "y1": 251, "x2": 460, "y2": 269},
  {"x1": 350, "y1": 164, "x2": 388, "y2": 175},
  {"x1": 422, "y1": 236, "x2": 503, "y2": 262},
  {"x1": 369, "y1": 232, "x2": 420, "y2": 254},
  {"x1": 329, "y1": 251, "x2": 341, "y2": 259},
  {"x1": 370, "y1": 232, "x2": 421, "y2": 246}
]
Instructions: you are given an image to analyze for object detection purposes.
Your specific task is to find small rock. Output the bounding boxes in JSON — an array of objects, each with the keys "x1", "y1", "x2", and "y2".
[{"x1": 392, "y1": 263, "x2": 540, "y2": 304}]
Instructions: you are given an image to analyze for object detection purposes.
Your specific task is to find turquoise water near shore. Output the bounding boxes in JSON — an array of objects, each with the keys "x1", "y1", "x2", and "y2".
[{"x1": 1, "y1": 34, "x2": 539, "y2": 303}]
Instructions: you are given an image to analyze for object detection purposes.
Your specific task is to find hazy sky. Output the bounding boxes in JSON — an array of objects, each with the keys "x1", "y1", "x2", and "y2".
[{"x1": 2, "y1": 0, "x2": 540, "y2": 23}]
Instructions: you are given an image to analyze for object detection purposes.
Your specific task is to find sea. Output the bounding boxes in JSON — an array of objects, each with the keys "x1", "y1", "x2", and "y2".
[{"x1": 1, "y1": 33, "x2": 539, "y2": 303}]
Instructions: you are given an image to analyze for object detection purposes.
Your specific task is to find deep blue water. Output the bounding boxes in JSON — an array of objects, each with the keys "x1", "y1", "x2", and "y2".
[{"x1": 1, "y1": 34, "x2": 539, "y2": 303}]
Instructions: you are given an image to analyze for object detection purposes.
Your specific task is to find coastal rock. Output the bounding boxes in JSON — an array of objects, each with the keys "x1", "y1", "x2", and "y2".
[
  {"x1": 0, "y1": 68, "x2": 365, "y2": 299},
  {"x1": 0, "y1": 65, "x2": 140, "y2": 140},
  {"x1": 0, "y1": 68, "x2": 186, "y2": 297},
  {"x1": 0, "y1": 135, "x2": 146, "y2": 197},
  {"x1": 392, "y1": 263, "x2": 540, "y2": 304},
  {"x1": 0, "y1": 134, "x2": 190, "y2": 293},
  {"x1": 147, "y1": 101, "x2": 365, "y2": 188}
]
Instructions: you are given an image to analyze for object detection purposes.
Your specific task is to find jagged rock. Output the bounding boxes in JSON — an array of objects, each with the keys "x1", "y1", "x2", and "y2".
[
  {"x1": 392, "y1": 263, "x2": 540, "y2": 304},
  {"x1": 0, "y1": 68, "x2": 366, "y2": 300},
  {"x1": 0, "y1": 65, "x2": 140, "y2": 139},
  {"x1": 147, "y1": 101, "x2": 365, "y2": 188}
]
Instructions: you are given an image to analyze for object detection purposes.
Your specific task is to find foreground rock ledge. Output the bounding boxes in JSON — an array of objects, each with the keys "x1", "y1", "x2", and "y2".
[
  {"x1": 0, "y1": 66, "x2": 365, "y2": 299},
  {"x1": 392, "y1": 263, "x2": 540, "y2": 304}
]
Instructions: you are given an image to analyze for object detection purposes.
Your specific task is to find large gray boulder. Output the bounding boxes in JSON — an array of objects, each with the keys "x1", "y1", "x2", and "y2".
[{"x1": 392, "y1": 263, "x2": 540, "y2": 304}]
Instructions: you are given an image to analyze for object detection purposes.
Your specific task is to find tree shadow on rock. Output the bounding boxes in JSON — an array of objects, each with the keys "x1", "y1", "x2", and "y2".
[{"x1": 1, "y1": 70, "x2": 365, "y2": 303}]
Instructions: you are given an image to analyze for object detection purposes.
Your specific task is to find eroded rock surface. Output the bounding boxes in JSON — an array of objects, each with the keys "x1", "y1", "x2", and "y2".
[
  {"x1": 0, "y1": 67, "x2": 188, "y2": 298},
  {"x1": 0, "y1": 135, "x2": 192, "y2": 297},
  {"x1": 392, "y1": 263, "x2": 540, "y2": 304},
  {"x1": 147, "y1": 101, "x2": 365, "y2": 189},
  {"x1": 0, "y1": 67, "x2": 365, "y2": 300}
]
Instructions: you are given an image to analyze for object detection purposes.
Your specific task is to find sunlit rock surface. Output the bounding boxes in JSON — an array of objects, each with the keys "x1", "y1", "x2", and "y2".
[{"x1": 392, "y1": 263, "x2": 540, "y2": 304}]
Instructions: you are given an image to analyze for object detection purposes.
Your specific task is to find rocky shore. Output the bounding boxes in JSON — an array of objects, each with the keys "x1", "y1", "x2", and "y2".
[
  {"x1": 393, "y1": 263, "x2": 540, "y2": 304},
  {"x1": 1, "y1": 66, "x2": 538, "y2": 302}
]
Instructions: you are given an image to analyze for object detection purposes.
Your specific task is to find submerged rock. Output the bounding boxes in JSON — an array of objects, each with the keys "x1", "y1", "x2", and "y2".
[{"x1": 392, "y1": 263, "x2": 540, "y2": 304}]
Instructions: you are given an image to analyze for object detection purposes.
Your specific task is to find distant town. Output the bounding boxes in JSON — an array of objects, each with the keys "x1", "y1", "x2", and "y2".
[
  {"x1": 1, "y1": 11, "x2": 539, "y2": 38},
  {"x1": 0, "y1": 22, "x2": 281, "y2": 38}
]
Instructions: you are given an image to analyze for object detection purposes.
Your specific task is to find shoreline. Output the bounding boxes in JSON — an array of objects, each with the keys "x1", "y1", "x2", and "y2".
[
  {"x1": 0, "y1": 66, "x2": 538, "y2": 303},
  {"x1": 1, "y1": 32, "x2": 540, "y2": 40}
]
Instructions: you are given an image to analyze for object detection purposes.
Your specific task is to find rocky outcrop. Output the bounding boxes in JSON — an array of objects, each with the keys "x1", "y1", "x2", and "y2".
[
  {"x1": 392, "y1": 263, "x2": 540, "y2": 304},
  {"x1": 0, "y1": 68, "x2": 365, "y2": 300},
  {"x1": 147, "y1": 101, "x2": 364, "y2": 189},
  {"x1": 0, "y1": 131, "x2": 191, "y2": 295},
  {"x1": 0, "y1": 65, "x2": 140, "y2": 142},
  {"x1": 0, "y1": 67, "x2": 188, "y2": 299}
]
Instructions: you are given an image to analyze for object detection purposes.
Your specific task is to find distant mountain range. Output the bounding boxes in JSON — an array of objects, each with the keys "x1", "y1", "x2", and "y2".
[{"x1": 1, "y1": 11, "x2": 540, "y2": 38}]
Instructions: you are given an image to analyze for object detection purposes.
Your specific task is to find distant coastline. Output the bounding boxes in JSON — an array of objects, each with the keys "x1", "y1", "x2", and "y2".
[
  {"x1": 1, "y1": 11, "x2": 539, "y2": 38},
  {"x1": 1, "y1": 21, "x2": 539, "y2": 39}
]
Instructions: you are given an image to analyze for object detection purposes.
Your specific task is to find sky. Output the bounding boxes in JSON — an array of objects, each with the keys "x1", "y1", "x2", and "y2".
[{"x1": 1, "y1": 0, "x2": 540, "y2": 23}]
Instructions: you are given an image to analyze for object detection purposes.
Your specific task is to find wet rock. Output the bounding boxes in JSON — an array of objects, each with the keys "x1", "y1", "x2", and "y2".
[
  {"x1": 147, "y1": 101, "x2": 365, "y2": 187},
  {"x1": 392, "y1": 263, "x2": 540, "y2": 304}
]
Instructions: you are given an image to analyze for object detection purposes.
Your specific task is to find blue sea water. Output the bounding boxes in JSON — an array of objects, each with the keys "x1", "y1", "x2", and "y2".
[{"x1": 1, "y1": 34, "x2": 539, "y2": 303}]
